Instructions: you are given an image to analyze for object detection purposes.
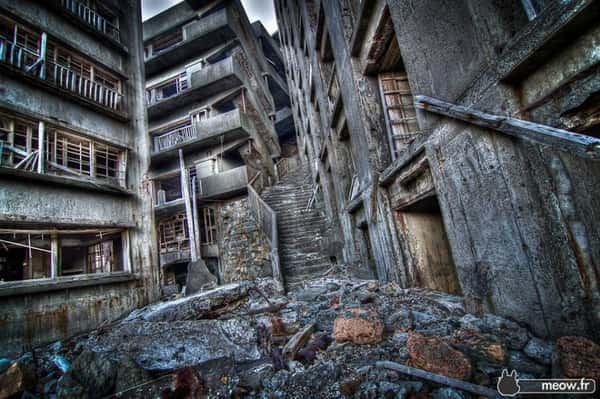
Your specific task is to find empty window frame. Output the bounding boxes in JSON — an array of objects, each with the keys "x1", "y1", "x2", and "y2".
[
  {"x1": 158, "y1": 213, "x2": 190, "y2": 254},
  {"x1": 0, "y1": 233, "x2": 51, "y2": 281},
  {"x1": 199, "y1": 207, "x2": 217, "y2": 245},
  {"x1": 150, "y1": 28, "x2": 184, "y2": 55},
  {"x1": 147, "y1": 73, "x2": 188, "y2": 103},
  {"x1": 157, "y1": 174, "x2": 182, "y2": 202},
  {"x1": 378, "y1": 72, "x2": 420, "y2": 158},
  {"x1": 0, "y1": 113, "x2": 37, "y2": 166},
  {"x1": 61, "y1": 232, "x2": 123, "y2": 275},
  {"x1": 0, "y1": 230, "x2": 124, "y2": 282},
  {"x1": 46, "y1": 128, "x2": 125, "y2": 183}
]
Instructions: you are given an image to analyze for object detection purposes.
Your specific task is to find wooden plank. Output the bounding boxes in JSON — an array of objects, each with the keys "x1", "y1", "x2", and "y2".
[
  {"x1": 376, "y1": 361, "x2": 501, "y2": 398},
  {"x1": 282, "y1": 322, "x2": 315, "y2": 361},
  {"x1": 414, "y1": 95, "x2": 600, "y2": 160}
]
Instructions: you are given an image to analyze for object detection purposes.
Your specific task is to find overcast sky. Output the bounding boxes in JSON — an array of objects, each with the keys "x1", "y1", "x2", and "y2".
[{"x1": 141, "y1": 0, "x2": 278, "y2": 34}]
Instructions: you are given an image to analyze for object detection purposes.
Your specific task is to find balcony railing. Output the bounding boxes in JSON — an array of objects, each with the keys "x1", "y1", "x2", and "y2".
[
  {"x1": 60, "y1": 0, "x2": 121, "y2": 43},
  {"x1": 0, "y1": 37, "x2": 123, "y2": 112},
  {"x1": 155, "y1": 124, "x2": 196, "y2": 152}
]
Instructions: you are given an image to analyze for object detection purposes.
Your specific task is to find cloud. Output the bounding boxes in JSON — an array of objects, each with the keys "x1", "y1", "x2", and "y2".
[{"x1": 141, "y1": 0, "x2": 279, "y2": 34}]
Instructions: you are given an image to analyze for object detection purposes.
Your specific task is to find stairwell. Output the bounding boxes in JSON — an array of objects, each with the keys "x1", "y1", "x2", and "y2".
[{"x1": 262, "y1": 163, "x2": 331, "y2": 289}]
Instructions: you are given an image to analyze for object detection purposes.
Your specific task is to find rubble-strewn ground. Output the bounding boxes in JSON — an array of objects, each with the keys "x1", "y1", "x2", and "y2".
[{"x1": 1, "y1": 278, "x2": 599, "y2": 398}]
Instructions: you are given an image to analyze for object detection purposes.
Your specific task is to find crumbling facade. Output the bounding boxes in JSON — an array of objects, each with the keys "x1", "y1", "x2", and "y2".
[
  {"x1": 0, "y1": 0, "x2": 159, "y2": 355},
  {"x1": 143, "y1": 0, "x2": 292, "y2": 292},
  {"x1": 274, "y1": 0, "x2": 600, "y2": 340}
]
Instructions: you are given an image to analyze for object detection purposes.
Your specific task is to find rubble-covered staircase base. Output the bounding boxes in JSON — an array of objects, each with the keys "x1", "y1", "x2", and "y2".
[{"x1": 262, "y1": 164, "x2": 331, "y2": 289}]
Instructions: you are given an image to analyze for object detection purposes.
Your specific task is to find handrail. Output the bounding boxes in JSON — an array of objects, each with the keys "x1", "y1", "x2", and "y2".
[
  {"x1": 275, "y1": 156, "x2": 298, "y2": 181},
  {"x1": 247, "y1": 182, "x2": 283, "y2": 291},
  {"x1": 60, "y1": 0, "x2": 120, "y2": 43}
]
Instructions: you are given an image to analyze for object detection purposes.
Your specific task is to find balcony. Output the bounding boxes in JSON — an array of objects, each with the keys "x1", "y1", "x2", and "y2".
[
  {"x1": 147, "y1": 57, "x2": 244, "y2": 120},
  {"x1": 144, "y1": 8, "x2": 236, "y2": 76},
  {"x1": 151, "y1": 109, "x2": 253, "y2": 162},
  {"x1": 154, "y1": 165, "x2": 249, "y2": 216},
  {"x1": 0, "y1": 37, "x2": 124, "y2": 116},
  {"x1": 59, "y1": 0, "x2": 121, "y2": 44},
  {"x1": 200, "y1": 165, "x2": 248, "y2": 199}
]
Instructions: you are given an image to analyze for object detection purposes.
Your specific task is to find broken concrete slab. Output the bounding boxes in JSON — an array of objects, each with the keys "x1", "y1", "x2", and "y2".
[
  {"x1": 126, "y1": 282, "x2": 251, "y2": 322},
  {"x1": 87, "y1": 318, "x2": 261, "y2": 370}
]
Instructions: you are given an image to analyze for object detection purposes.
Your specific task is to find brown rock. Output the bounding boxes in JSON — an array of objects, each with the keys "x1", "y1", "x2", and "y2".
[
  {"x1": 333, "y1": 308, "x2": 384, "y2": 345},
  {"x1": 271, "y1": 318, "x2": 288, "y2": 336},
  {"x1": 0, "y1": 361, "x2": 35, "y2": 399},
  {"x1": 451, "y1": 328, "x2": 507, "y2": 364},
  {"x1": 339, "y1": 374, "x2": 364, "y2": 396},
  {"x1": 556, "y1": 336, "x2": 600, "y2": 379},
  {"x1": 407, "y1": 331, "x2": 472, "y2": 380}
]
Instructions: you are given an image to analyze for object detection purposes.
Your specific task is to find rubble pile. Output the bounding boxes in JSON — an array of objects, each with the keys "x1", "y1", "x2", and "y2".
[{"x1": 1, "y1": 277, "x2": 598, "y2": 398}]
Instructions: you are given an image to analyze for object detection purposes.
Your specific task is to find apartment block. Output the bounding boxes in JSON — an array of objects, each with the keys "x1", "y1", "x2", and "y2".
[
  {"x1": 275, "y1": 0, "x2": 600, "y2": 339},
  {"x1": 143, "y1": 0, "x2": 293, "y2": 291},
  {"x1": 0, "y1": 0, "x2": 158, "y2": 355}
]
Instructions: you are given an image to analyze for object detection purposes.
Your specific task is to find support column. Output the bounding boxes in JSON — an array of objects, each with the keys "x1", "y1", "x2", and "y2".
[
  {"x1": 50, "y1": 234, "x2": 59, "y2": 278},
  {"x1": 179, "y1": 149, "x2": 199, "y2": 262},
  {"x1": 37, "y1": 121, "x2": 45, "y2": 174}
]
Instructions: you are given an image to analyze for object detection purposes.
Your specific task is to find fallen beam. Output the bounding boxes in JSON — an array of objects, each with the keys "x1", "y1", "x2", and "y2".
[
  {"x1": 414, "y1": 95, "x2": 600, "y2": 160},
  {"x1": 376, "y1": 361, "x2": 501, "y2": 398},
  {"x1": 283, "y1": 322, "x2": 315, "y2": 361}
]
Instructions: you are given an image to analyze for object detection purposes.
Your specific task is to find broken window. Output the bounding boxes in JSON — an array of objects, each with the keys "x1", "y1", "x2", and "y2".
[
  {"x1": 149, "y1": 28, "x2": 184, "y2": 56},
  {"x1": 46, "y1": 128, "x2": 125, "y2": 183},
  {"x1": 0, "y1": 233, "x2": 51, "y2": 281},
  {"x1": 157, "y1": 174, "x2": 182, "y2": 202},
  {"x1": 147, "y1": 73, "x2": 188, "y2": 104},
  {"x1": 378, "y1": 72, "x2": 420, "y2": 158},
  {"x1": 62, "y1": 232, "x2": 123, "y2": 275},
  {"x1": 199, "y1": 207, "x2": 217, "y2": 245},
  {"x1": 158, "y1": 213, "x2": 190, "y2": 255},
  {"x1": 0, "y1": 230, "x2": 125, "y2": 282}
]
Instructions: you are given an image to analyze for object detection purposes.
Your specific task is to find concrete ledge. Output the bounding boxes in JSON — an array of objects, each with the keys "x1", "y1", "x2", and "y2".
[
  {"x1": 0, "y1": 272, "x2": 138, "y2": 297},
  {"x1": 0, "y1": 167, "x2": 133, "y2": 196}
]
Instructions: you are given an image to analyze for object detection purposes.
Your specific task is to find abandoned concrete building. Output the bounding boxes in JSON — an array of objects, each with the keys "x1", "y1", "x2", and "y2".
[
  {"x1": 143, "y1": 0, "x2": 293, "y2": 291},
  {"x1": 274, "y1": 0, "x2": 600, "y2": 340},
  {"x1": 0, "y1": 0, "x2": 158, "y2": 355},
  {"x1": 0, "y1": 0, "x2": 599, "y2": 375}
]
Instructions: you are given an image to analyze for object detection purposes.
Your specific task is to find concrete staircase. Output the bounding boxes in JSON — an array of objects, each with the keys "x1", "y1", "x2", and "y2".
[{"x1": 262, "y1": 164, "x2": 331, "y2": 289}]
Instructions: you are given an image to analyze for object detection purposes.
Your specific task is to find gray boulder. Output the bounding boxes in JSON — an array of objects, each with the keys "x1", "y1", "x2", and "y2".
[
  {"x1": 186, "y1": 258, "x2": 218, "y2": 295},
  {"x1": 88, "y1": 318, "x2": 261, "y2": 370}
]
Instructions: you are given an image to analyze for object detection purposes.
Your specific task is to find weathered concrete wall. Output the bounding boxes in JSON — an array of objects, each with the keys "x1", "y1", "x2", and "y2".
[
  {"x1": 0, "y1": 0, "x2": 159, "y2": 355},
  {"x1": 0, "y1": 280, "x2": 150, "y2": 357},
  {"x1": 385, "y1": 0, "x2": 600, "y2": 338},
  {"x1": 218, "y1": 197, "x2": 272, "y2": 283},
  {"x1": 276, "y1": 0, "x2": 600, "y2": 339}
]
